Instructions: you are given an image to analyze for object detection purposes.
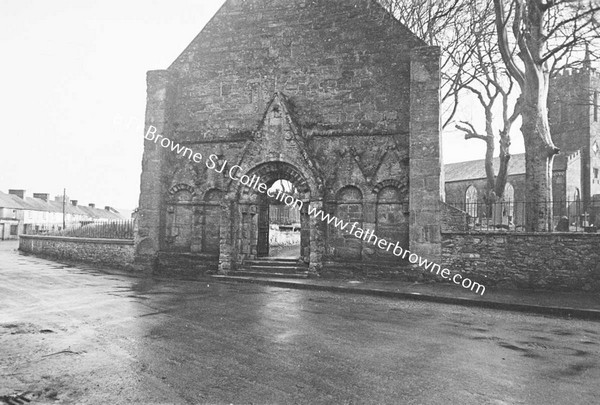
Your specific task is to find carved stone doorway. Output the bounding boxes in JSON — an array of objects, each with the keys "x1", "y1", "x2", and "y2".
[
  {"x1": 231, "y1": 161, "x2": 312, "y2": 266},
  {"x1": 256, "y1": 179, "x2": 304, "y2": 259}
]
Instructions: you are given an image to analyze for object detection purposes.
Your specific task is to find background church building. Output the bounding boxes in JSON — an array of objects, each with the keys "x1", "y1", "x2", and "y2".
[{"x1": 445, "y1": 64, "x2": 600, "y2": 230}]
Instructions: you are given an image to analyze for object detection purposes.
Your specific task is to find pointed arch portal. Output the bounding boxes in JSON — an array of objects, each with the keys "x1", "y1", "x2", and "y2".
[{"x1": 229, "y1": 161, "x2": 311, "y2": 264}]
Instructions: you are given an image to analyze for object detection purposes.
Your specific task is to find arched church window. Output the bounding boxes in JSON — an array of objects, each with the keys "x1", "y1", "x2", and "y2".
[
  {"x1": 567, "y1": 188, "x2": 581, "y2": 228},
  {"x1": 465, "y1": 186, "x2": 478, "y2": 218},
  {"x1": 503, "y1": 183, "x2": 514, "y2": 219}
]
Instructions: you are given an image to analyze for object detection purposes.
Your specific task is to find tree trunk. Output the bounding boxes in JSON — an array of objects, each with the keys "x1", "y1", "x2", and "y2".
[
  {"x1": 484, "y1": 136, "x2": 495, "y2": 203},
  {"x1": 523, "y1": 137, "x2": 555, "y2": 231},
  {"x1": 521, "y1": 67, "x2": 558, "y2": 232},
  {"x1": 493, "y1": 129, "x2": 511, "y2": 198}
]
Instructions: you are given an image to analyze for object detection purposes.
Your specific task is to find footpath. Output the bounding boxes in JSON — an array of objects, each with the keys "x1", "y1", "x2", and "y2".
[
  {"x1": 8, "y1": 240, "x2": 600, "y2": 321},
  {"x1": 211, "y1": 274, "x2": 600, "y2": 321}
]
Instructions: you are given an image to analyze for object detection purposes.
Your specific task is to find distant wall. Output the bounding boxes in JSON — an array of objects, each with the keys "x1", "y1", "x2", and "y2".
[
  {"x1": 270, "y1": 228, "x2": 301, "y2": 247},
  {"x1": 442, "y1": 232, "x2": 600, "y2": 291},
  {"x1": 19, "y1": 235, "x2": 134, "y2": 269}
]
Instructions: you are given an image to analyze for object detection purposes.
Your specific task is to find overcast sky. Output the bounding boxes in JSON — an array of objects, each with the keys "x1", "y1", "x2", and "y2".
[{"x1": 1, "y1": 0, "x2": 523, "y2": 210}]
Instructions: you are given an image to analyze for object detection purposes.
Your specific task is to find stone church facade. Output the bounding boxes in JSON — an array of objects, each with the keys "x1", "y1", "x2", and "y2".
[{"x1": 135, "y1": 0, "x2": 443, "y2": 277}]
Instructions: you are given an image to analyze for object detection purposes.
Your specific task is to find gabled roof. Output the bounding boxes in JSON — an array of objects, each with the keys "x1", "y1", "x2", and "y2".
[
  {"x1": 96, "y1": 208, "x2": 125, "y2": 221},
  {"x1": 0, "y1": 191, "x2": 28, "y2": 210},
  {"x1": 23, "y1": 197, "x2": 63, "y2": 213},
  {"x1": 74, "y1": 205, "x2": 126, "y2": 221},
  {"x1": 115, "y1": 208, "x2": 134, "y2": 219},
  {"x1": 444, "y1": 154, "x2": 526, "y2": 183},
  {"x1": 166, "y1": 0, "x2": 426, "y2": 137},
  {"x1": 47, "y1": 200, "x2": 103, "y2": 218},
  {"x1": 169, "y1": 0, "x2": 426, "y2": 72}
]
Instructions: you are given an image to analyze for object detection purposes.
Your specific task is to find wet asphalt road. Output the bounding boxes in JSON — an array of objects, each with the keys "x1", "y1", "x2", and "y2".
[{"x1": 1, "y1": 242, "x2": 600, "y2": 404}]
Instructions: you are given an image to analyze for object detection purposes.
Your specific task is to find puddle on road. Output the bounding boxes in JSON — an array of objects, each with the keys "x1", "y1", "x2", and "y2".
[
  {"x1": 561, "y1": 362, "x2": 597, "y2": 376},
  {"x1": 552, "y1": 329, "x2": 576, "y2": 336},
  {"x1": 126, "y1": 295, "x2": 150, "y2": 300},
  {"x1": 497, "y1": 341, "x2": 528, "y2": 352},
  {"x1": 0, "y1": 323, "x2": 57, "y2": 335},
  {"x1": 470, "y1": 336, "x2": 501, "y2": 342}
]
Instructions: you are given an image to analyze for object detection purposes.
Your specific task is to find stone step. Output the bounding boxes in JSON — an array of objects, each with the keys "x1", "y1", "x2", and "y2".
[
  {"x1": 244, "y1": 260, "x2": 306, "y2": 268},
  {"x1": 239, "y1": 257, "x2": 309, "y2": 279},
  {"x1": 244, "y1": 265, "x2": 308, "y2": 274},
  {"x1": 252, "y1": 257, "x2": 300, "y2": 263},
  {"x1": 232, "y1": 270, "x2": 309, "y2": 279}
]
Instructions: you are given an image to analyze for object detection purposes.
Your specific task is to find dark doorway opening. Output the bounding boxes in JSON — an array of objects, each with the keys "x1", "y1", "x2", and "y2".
[{"x1": 257, "y1": 180, "x2": 301, "y2": 259}]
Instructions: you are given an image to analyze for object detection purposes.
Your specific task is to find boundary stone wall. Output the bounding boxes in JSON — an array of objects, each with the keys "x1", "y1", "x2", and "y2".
[
  {"x1": 19, "y1": 235, "x2": 134, "y2": 269},
  {"x1": 157, "y1": 251, "x2": 218, "y2": 278},
  {"x1": 442, "y1": 231, "x2": 600, "y2": 291},
  {"x1": 440, "y1": 202, "x2": 469, "y2": 233}
]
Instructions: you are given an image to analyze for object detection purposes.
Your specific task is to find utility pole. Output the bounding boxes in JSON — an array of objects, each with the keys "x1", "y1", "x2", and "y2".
[{"x1": 62, "y1": 188, "x2": 66, "y2": 230}]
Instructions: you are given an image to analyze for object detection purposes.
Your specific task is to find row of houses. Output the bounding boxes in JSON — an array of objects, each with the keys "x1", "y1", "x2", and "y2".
[{"x1": 0, "y1": 189, "x2": 130, "y2": 240}]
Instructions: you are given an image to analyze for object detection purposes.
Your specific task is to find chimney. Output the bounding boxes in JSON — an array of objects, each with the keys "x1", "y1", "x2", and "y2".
[
  {"x1": 105, "y1": 206, "x2": 111, "y2": 211},
  {"x1": 8, "y1": 189, "x2": 25, "y2": 199},
  {"x1": 88, "y1": 203, "x2": 95, "y2": 208},
  {"x1": 71, "y1": 200, "x2": 78, "y2": 206},
  {"x1": 33, "y1": 193, "x2": 49, "y2": 202}
]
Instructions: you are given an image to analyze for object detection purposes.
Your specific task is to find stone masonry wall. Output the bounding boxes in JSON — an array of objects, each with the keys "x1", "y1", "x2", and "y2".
[
  {"x1": 440, "y1": 202, "x2": 468, "y2": 233},
  {"x1": 409, "y1": 46, "x2": 443, "y2": 263},
  {"x1": 169, "y1": 0, "x2": 424, "y2": 138},
  {"x1": 136, "y1": 70, "x2": 177, "y2": 266},
  {"x1": 442, "y1": 232, "x2": 600, "y2": 291},
  {"x1": 20, "y1": 235, "x2": 134, "y2": 269}
]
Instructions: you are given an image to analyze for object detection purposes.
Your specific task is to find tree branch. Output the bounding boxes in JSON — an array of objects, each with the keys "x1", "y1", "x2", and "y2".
[
  {"x1": 493, "y1": 0, "x2": 526, "y2": 85},
  {"x1": 456, "y1": 121, "x2": 490, "y2": 141}
]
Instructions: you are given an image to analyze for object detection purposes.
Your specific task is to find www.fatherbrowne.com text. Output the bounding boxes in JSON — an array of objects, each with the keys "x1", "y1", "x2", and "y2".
[{"x1": 144, "y1": 125, "x2": 486, "y2": 295}]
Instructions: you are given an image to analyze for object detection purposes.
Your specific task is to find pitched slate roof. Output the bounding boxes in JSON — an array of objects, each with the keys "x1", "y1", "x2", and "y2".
[
  {"x1": 1, "y1": 191, "x2": 128, "y2": 221},
  {"x1": 74, "y1": 205, "x2": 125, "y2": 221},
  {"x1": 0, "y1": 191, "x2": 28, "y2": 210},
  {"x1": 23, "y1": 196, "x2": 63, "y2": 213},
  {"x1": 444, "y1": 153, "x2": 526, "y2": 183}
]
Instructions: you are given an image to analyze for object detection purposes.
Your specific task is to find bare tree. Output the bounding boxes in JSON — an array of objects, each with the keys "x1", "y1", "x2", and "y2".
[
  {"x1": 382, "y1": 0, "x2": 522, "y2": 204},
  {"x1": 455, "y1": 1, "x2": 522, "y2": 203},
  {"x1": 380, "y1": 0, "x2": 480, "y2": 128},
  {"x1": 492, "y1": 0, "x2": 600, "y2": 231},
  {"x1": 382, "y1": 0, "x2": 599, "y2": 231}
]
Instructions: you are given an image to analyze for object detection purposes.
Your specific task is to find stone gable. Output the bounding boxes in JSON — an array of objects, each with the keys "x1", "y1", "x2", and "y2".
[
  {"x1": 168, "y1": 0, "x2": 424, "y2": 139},
  {"x1": 136, "y1": 0, "x2": 442, "y2": 278}
]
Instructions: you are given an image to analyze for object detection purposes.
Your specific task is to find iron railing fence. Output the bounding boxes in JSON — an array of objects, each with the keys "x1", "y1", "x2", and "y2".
[
  {"x1": 269, "y1": 204, "x2": 301, "y2": 226},
  {"x1": 446, "y1": 199, "x2": 599, "y2": 232},
  {"x1": 22, "y1": 220, "x2": 134, "y2": 239}
]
